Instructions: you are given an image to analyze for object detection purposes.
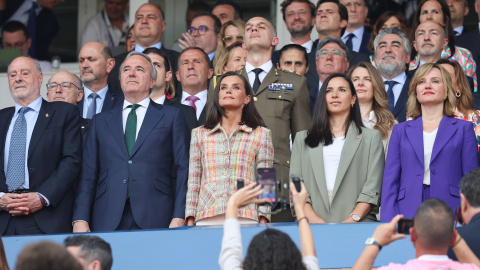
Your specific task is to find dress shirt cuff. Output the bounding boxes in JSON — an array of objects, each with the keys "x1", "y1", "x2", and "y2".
[
  {"x1": 37, "y1": 192, "x2": 50, "y2": 206},
  {"x1": 72, "y1": 220, "x2": 89, "y2": 227},
  {"x1": 0, "y1": 192, "x2": 4, "y2": 199}
]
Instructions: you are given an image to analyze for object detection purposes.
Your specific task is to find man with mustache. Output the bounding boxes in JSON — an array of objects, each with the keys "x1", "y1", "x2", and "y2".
[
  {"x1": 73, "y1": 52, "x2": 190, "y2": 232},
  {"x1": 0, "y1": 56, "x2": 82, "y2": 235},
  {"x1": 373, "y1": 28, "x2": 412, "y2": 123},
  {"x1": 78, "y1": 42, "x2": 123, "y2": 119}
]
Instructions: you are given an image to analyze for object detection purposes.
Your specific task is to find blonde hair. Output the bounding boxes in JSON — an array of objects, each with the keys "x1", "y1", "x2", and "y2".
[
  {"x1": 214, "y1": 41, "x2": 243, "y2": 75},
  {"x1": 347, "y1": 62, "x2": 396, "y2": 139},
  {"x1": 213, "y1": 20, "x2": 245, "y2": 68},
  {"x1": 406, "y1": 63, "x2": 456, "y2": 119}
]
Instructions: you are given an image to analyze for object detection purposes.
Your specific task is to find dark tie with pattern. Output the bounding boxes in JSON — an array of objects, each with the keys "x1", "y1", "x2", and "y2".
[
  {"x1": 125, "y1": 104, "x2": 140, "y2": 199},
  {"x1": 252, "y1": 68, "x2": 263, "y2": 93},
  {"x1": 345, "y1": 33, "x2": 355, "y2": 51},
  {"x1": 6, "y1": 107, "x2": 30, "y2": 191},
  {"x1": 385, "y1": 80, "x2": 399, "y2": 113}
]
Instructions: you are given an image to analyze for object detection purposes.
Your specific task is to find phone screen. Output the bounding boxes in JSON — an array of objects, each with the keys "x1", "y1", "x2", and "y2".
[
  {"x1": 397, "y1": 218, "x2": 414, "y2": 234},
  {"x1": 257, "y1": 168, "x2": 276, "y2": 203}
]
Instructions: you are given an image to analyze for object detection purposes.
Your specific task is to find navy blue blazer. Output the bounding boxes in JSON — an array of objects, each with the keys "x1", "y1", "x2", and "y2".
[
  {"x1": 358, "y1": 30, "x2": 372, "y2": 55},
  {"x1": 0, "y1": 100, "x2": 82, "y2": 234},
  {"x1": 77, "y1": 89, "x2": 124, "y2": 117},
  {"x1": 390, "y1": 72, "x2": 412, "y2": 123},
  {"x1": 73, "y1": 100, "x2": 190, "y2": 231},
  {"x1": 448, "y1": 213, "x2": 480, "y2": 260}
]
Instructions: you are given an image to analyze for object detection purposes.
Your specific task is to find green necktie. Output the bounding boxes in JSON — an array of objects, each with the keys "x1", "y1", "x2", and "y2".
[{"x1": 125, "y1": 104, "x2": 140, "y2": 156}]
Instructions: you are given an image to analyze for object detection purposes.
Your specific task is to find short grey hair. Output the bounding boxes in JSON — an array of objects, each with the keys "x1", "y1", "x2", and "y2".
[
  {"x1": 374, "y1": 28, "x2": 412, "y2": 56},
  {"x1": 118, "y1": 51, "x2": 157, "y2": 81},
  {"x1": 73, "y1": 73, "x2": 83, "y2": 90},
  {"x1": 315, "y1": 36, "x2": 350, "y2": 62},
  {"x1": 34, "y1": 60, "x2": 42, "y2": 74}
]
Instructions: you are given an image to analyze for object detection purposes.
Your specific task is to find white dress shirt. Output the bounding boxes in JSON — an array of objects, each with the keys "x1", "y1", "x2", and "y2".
[
  {"x1": 82, "y1": 86, "x2": 109, "y2": 118},
  {"x1": 454, "y1": 25, "x2": 464, "y2": 36},
  {"x1": 341, "y1": 27, "x2": 365, "y2": 53},
  {"x1": 81, "y1": 9, "x2": 129, "y2": 47},
  {"x1": 382, "y1": 72, "x2": 407, "y2": 106},
  {"x1": 122, "y1": 97, "x2": 150, "y2": 140},
  {"x1": 291, "y1": 40, "x2": 314, "y2": 53},
  {"x1": 181, "y1": 90, "x2": 208, "y2": 120},
  {"x1": 153, "y1": 96, "x2": 166, "y2": 105},
  {"x1": 423, "y1": 128, "x2": 438, "y2": 185},
  {"x1": 245, "y1": 61, "x2": 273, "y2": 89}
]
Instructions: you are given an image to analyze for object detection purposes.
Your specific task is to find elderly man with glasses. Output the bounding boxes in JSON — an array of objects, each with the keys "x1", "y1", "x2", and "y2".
[{"x1": 46, "y1": 71, "x2": 90, "y2": 146}]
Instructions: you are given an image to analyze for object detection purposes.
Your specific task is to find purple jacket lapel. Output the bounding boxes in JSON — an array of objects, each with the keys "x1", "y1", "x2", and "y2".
[
  {"x1": 405, "y1": 117, "x2": 424, "y2": 167},
  {"x1": 431, "y1": 116, "x2": 457, "y2": 163}
]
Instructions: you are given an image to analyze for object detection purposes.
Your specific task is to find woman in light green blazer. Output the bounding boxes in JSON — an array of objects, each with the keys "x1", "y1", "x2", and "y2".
[{"x1": 290, "y1": 73, "x2": 385, "y2": 223}]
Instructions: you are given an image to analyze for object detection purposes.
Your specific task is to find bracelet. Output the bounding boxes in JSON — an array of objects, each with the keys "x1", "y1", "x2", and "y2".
[
  {"x1": 297, "y1": 216, "x2": 309, "y2": 225},
  {"x1": 451, "y1": 235, "x2": 463, "y2": 248}
]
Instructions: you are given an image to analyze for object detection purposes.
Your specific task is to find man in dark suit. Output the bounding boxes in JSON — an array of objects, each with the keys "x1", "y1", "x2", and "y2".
[
  {"x1": 46, "y1": 70, "x2": 90, "y2": 146},
  {"x1": 0, "y1": 0, "x2": 63, "y2": 60},
  {"x1": 448, "y1": 169, "x2": 480, "y2": 261},
  {"x1": 0, "y1": 56, "x2": 82, "y2": 235},
  {"x1": 107, "y1": 4, "x2": 180, "y2": 96},
  {"x1": 78, "y1": 42, "x2": 123, "y2": 119},
  {"x1": 173, "y1": 47, "x2": 213, "y2": 126},
  {"x1": 373, "y1": 28, "x2": 412, "y2": 122},
  {"x1": 73, "y1": 51, "x2": 190, "y2": 232},
  {"x1": 143, "y1": 47, "x2": 199, "y2": 132},
  {"x1": 340, "y1": 0, "x2": 371, "y2": 54}
]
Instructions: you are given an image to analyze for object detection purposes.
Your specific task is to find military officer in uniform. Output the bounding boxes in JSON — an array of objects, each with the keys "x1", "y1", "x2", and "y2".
[{"x1": 208, "y1": 16, "x2": 311, "y2": 222}]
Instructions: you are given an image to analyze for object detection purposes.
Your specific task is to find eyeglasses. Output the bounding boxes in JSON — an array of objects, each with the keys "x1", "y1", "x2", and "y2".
[
  {"x1": 188, "y1": 25, "x2": 209, "y2": 35},
  {"x1": 223, "y1": 35, "x2": 244, "y2": 43},
  {"x1": 46, "y1": 82, "x2": 82, "y2": 91},
  {"x1": 318, "y1": 49, "x2": 343, "y2": 58}
]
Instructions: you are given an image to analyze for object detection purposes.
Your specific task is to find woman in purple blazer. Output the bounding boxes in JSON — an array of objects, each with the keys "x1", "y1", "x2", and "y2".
[{"x1": 381, "y1": 63, "x2": 478, "y2": 222}]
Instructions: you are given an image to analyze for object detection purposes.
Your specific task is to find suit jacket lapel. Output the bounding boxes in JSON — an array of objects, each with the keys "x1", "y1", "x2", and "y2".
[
  {"x1": 28, "y1": 100, "x2": 52, "y2": 159},
  {"x1": 331, "y1": 123, "x2": 362, "y2": 200},
  {"x1": 431, "y1": 116, "x2": 457, "y2": 163},
  {"x1": 130, "y1": 101, "x2": 164, "y2": 157},
  {"x1": 406, "y1": 117, "x2": 424, "y2": 167},
  {"x1": 393, "y1": 74, "x2": 411, "y2": 117},
  {"x1": 0, "y1": 108, "x2": 15, "y2": 171},
  {"x1": 308, "y1": 143, "x2": 330, "y2": 211},
  {"x1": 78, "y1": 96, "x2": 84, "y2": 116},
  {"x1": 106, "y1": 106, "x2": 129, "y2": 158}
]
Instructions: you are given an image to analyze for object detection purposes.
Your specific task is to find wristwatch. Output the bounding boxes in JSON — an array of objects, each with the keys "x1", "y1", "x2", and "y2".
[
  {"x1": 365, "y1": 237, "x2": 382, "y2": 250},
  {"x1": 350, "y1": 213, "x2": 360, "y2": 222}
]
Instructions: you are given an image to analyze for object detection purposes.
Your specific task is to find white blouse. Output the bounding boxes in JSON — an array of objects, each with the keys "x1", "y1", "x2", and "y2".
[{"x1": 423, "y1": 128, "x2": 438, "y2": 185}]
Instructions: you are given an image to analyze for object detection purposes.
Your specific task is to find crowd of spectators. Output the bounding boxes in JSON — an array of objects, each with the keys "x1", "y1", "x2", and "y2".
[{"x1": 1, "y1": 0, "x2": 480, "y2": 269}]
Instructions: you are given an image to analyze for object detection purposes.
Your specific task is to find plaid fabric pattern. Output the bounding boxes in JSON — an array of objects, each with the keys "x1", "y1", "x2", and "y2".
[
  {"x1": 185, "y1": 124, "x2": 274, "y2": 222},
  {"x1": 409, "y1": 45, "x2": 478, "y2": 92}
]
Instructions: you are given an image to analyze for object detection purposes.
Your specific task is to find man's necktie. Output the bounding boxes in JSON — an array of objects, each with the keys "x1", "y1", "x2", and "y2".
[
  {"x1": 125, "y1": 104, "x2": 140, "y2": 156},
  {"x1": 27, "y1": 2, "x2": 38, "y2": 58},
  {"x1": 86, "y1": 93, "x2": 99, "y2": 119},
  {"x1": 186, "y1": 96, "x2": 199, "y2": 112},
  {"x1": 6, "y1": 107, "x2": 30, "y2": 191},
  {"x1": 454, "y1": 30, "x2": 460, "y2": 36},
  {"x1": 252, "y1": 68, "x2": 263, "y2": 93},
  {"x1": 385, "y1": 80, "x2": 399, "y2": 113},
  {"x1": 345, "y1": 33, "x2": 355, "y2": 51}
]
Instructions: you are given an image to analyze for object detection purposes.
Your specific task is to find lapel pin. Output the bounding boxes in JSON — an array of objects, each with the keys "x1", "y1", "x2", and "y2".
[
  {"x1": 45, "y1": 113, "x2": 49, "y2": 118},
  {"x1": 356, "y1": 136, "x2": 360, "y2": 139},
  {"x1": 275, "y1": 69, "x2": 278, "y2": 76}
]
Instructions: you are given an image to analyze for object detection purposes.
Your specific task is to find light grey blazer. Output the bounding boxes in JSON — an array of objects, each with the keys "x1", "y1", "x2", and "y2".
[{"x1": 290, "y1": 124, "x2": 385, "y2": 223}]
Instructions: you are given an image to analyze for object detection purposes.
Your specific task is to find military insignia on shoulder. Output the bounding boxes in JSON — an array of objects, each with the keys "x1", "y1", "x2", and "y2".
[{"x1": 268, "y1": 83, "x2": 293, "y2": 91}]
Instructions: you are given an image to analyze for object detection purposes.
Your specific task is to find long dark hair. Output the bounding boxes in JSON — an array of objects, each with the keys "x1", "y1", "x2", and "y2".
[
  {"x1": 412, "y1": 0, "x2": 455, "y2": 59},
  {"x1": 243, "y1": 229, "x2": 306, "y2": 270},
  {"x1": 305, "y1": 73, "x2": 364, "y2": 148},
  {"x1": 204, "y1": 71, "x2": 266, "y2": 129}
]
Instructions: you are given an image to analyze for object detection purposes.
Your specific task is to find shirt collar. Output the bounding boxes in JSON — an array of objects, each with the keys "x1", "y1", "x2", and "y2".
[
  {"x1": 454, "y1": 25, "x2": 464, "y2": 35},
  {"x1": 123, "y1": 96, "x2": 150, "y2": 110},
  {"x1": 208, "y1": 123, "x2": 253, "y2": 135},
  {"x1": 135, "y1": 41, "x2": 162, "y2": 52},
  {"x1": 342, "y1": 26, "x2": 364, "y2": 40},
  {"x1": 382, "y1": 72, "x2": 406, "y2": 84},
  {"x1": 417, "y1": 255, "x2": 449, "y2": 261},
  {"x1": 15, "y1": 96, "x2": 42, "y2": 115},
  {"x1": 290, "y1": 40, "x2": 314, "y2": 53},
  {"x1": 181, "y1": 89, "x2": 208, "y2": 103},
  {"x1": 83, "y1": 85, "x2": 109, "y2": 101},
  {"x1": 208, "y1": 51, "x2": 216, "y2": 61},
  {"x1": 245, "y1": 61, "x2": 273, "y2": 74}
]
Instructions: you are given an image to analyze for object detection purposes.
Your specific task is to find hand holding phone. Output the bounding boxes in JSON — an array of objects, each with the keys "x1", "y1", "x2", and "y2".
[{"x1": 292, "y1": 176, "x2": 301, "y2": 192}]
